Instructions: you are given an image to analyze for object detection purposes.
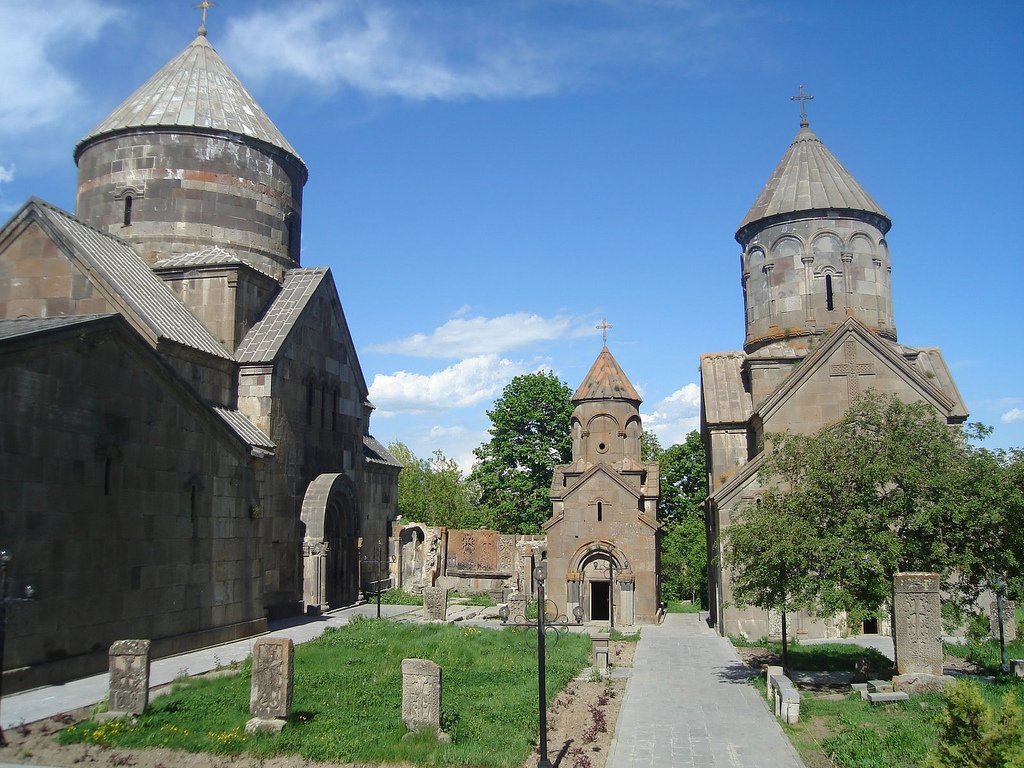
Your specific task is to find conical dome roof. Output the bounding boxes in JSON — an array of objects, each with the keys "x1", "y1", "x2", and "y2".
[
  {"x1": 572, "y1": 346, "x2": 642, "y2": 404},
  {"x1": 736, "y1": 124, "x2": 888, "y2": 241},
  {"x1": 75, "y1": 35, "x2": 305, "y2": 174}
]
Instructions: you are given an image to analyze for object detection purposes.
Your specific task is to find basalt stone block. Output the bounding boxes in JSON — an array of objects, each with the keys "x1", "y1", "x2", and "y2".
[
  {"x1": 402, "y1": 658, "x2": 448, "y2": 742},
  {"x1": 99, "y1": 639, "x2": 151, "y2": 719},
  {"x1": 245, "y1": 637, "x2": 293, "y2": 735},
  {"x1": 893, "y1": 572, "x2": 942, "y2": 676}
]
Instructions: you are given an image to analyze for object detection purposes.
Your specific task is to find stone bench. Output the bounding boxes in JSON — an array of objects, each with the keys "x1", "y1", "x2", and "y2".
[
  {"x1": 765, "y1": 667, "x2": 800, "y2": 724},
  {"x1": 1011, "y1": 659, "x2": 1024, "y2": 678}
]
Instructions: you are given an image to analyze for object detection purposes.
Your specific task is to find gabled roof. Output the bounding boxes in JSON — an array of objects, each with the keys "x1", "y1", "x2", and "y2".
[
  {"x1": 700, "y1": 352, "x2": 752, "y2": 426},
  {"x1": 76, "y1": 34, "x2": 304, "y2": 175},
  {"x1": 5, "y1": 198, "x2": 232, "y2": 360},
  {"x1": 754, "y1": 317, "x2": 958, "y2": 424},
  {"x1": 737, "y1": 124, "x2": 890, "y2": 241},
  {"x1": 364, "y1": 436, "x2": 403, "y2": 468},
  {"x1": 212, "y1": 406, "x2": 276, "y2": 457},
  {"x1": 0, "y1": 314, "x2": 114, "y2": 341},
  {"x1": 235, "y1": 268, "x2": 328, "y2": 363},
  {"x1": 555, "y1": 462, "x2": 642, "y2": 503},
  {"x1": 573, "y1": 346, "x2": 641, "y2": 404}
]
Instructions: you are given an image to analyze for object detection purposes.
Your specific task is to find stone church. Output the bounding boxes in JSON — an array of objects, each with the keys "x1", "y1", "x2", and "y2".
[
  {"x1": 0, "y1": 28, "x2": 400, "y2": 690},
  {"x1": 545, "y1": 346, "x2": 661, "y2": 625},
  {"x1": 701, "y1": 110, "x2": 968, "y2": 639}
]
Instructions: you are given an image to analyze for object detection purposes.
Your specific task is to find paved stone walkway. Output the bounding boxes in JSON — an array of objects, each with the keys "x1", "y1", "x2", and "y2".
[{"x1": 606, "y1": 613, "x2": 805, "y2": 768}]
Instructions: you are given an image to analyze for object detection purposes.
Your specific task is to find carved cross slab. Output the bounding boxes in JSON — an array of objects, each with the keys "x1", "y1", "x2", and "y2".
[{"x1": 830, "y1": 338, "x2": 876, "y2": 399}]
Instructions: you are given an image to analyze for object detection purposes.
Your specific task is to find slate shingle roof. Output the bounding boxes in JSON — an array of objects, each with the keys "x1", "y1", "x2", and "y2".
[
  {"x1": 212, "y1": 406, "x2": 276, "y2": 455},
  {"x1": 700, "y1": 352, "x2": 752, "y2": 426},
  {"x1": 26, "y1": 199, "x2": 232, "y2": 360},
  {"x1": 152, "y1": 245, "x2": 276, "y2": 280},
  {"x1": 235, "y1": 268, "x2": 328, "y2": 363},
  {"x1": 738, "y1": 124, "x2": 889, "y2": 238},
  {"x1": 572, "y1": 346, "x2": 642, "y2": 404},
  {"x1": 0, "y1": 314, "x2": 114, "y2": 341},
  {"x1": 75, "y1": 34, "x2": 305, "y2": 173},
  {"x1": 364, "y1": 436, "x2": 403, "y2": 468}
]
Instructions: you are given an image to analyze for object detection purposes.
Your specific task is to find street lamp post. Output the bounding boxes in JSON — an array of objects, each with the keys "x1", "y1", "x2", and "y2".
[
  {"x1": 499, "y1": 563, "x2": 583, "y2": 768},
  {"x1": 608, "y1": 557, "x2": 615, "y2": 631},
  {"x1": 0, "y1": 550, "x2": 36, "y2": 748}
]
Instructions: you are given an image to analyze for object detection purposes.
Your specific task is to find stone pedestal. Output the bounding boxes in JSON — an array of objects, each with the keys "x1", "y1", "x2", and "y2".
[
  {"x1": 893, "y1": 572, "x2": 942, "y2": 676},
  {"x1": 423, "y1": 586, "x2": 448, "y2": 621},
  {"x1": 402, "y1": 658, "x2": 448, "y2": 742},
  {"x1": 591, "y1": 633, "x2": 610, "y2": 673},
  {"x1": 245, "y1": 638, "x2": 293, "y2": 735},
  {"x1": 98, "y1": 639, "x2": 151, "y2": 720}
]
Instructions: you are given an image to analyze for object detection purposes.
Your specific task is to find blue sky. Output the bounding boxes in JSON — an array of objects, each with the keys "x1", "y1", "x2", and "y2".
[{"x1": 2, "y1": 0, "x2": 1022, "y2": 470}]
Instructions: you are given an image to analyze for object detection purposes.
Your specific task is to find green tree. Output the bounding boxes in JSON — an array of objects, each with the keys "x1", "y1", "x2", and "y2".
[
  {"x1": 388, "y1": 442, "x2": 478, "y2": 529},
  {"x1": 469, "y1": 371, "x2": 574, "y2": 534},
  {"x1": 725, "y1": 392, "x2": 1020, "y2": 653},
  {"x1": 656, "y1": 430, "x2": 710, "y2": 607},
  {"x1": 641, "y1": 429, "x2": 663, "y2": 462},
  {"x1": 924, "y1": 679, "x2": 1024, "y2": 768},
  {"x1": 658, "y1": 430, "x2": 707, "y2": 525}
]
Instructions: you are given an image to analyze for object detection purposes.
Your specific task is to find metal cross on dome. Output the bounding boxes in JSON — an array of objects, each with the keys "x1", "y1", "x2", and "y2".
[
  {"x1": 194, "y1": 0, "x2": 216, "y2": 36},
  {"x1": 791, "y1": 84, "x2": 814, "y2": 127},
  {"x1": 596, "y1": 318, "x2": 613, "y2": 345}
]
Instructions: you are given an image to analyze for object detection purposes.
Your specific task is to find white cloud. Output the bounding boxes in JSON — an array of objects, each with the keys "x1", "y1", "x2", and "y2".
[
  {"x1": 1001, "y1": 408, "x2": 1024, "y2": 424},
  {"x1": 369, "y1": 354, "x2": 529, "y2": 415},
  {"x1": 0, "y1": 1, "x2": 119, "y2": 135},
  {"x1": 428, "y1": 425, "x2": 468, "y2": 440},
  {"x1": 0, "y1": 164, "x2": 14, "y2": 184},
  {"x1": 370, "y1": 312, "x2": 594, "y2": 358},
  {"x1": 642, "y1": 382, "x2": 701, "y2": 445},
  {"x1": 223, "y1": 2, "x2": 563, "y2": 101}
]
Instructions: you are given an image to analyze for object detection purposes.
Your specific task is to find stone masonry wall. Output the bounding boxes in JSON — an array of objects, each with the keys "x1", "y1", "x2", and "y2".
[
  {"x1": 0, "y1": 321, "x2": 265, "y2": 687},
  {"x1": 76, "y1": 133, "x2": 304, "y2": 278}
]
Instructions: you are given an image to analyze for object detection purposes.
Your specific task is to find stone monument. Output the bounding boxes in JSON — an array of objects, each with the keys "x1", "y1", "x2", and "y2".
[
  {"x1": 423, "y1": 586, "x2": 448, "y2": 621},
  {"x1": 401, "y1": 658, "x2": 448, "y2": 741},
  {"x1": 990, "y1": 599, "x2": 1017, "y2": 642},
  {"x1": 245, "y1": 638, "x2": 294, "y2": 734},
  {"x1": 893, "y1": 572, "x2": 943, "y2": 677},
  {"x1": 98, "y1": 639, "x2": 151, "y2": 720},
  {"x1": 508, "y1": 591, "x2": 529, "y2": 621}
]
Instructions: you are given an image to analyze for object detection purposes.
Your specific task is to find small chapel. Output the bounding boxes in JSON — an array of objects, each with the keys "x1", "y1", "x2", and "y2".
[
  {"x1": 701, "y1": 95, "x2": 968, "y2": 639},
  {"x1": 545, "y1": 343, "x2": 661, "y2": 625},
  {"x1": 0, "y1": 21, "x2": 399, "y2": 689}
]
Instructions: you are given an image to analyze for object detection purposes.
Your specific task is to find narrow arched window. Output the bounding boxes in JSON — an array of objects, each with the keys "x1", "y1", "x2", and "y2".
[
  {"x1": 306, "y1": 381, "x2": 314, "y2": 425},
  {"x1": 597, "y1": 501, "x2": 603, "y2": 522},
  {"x1": 123, "y1": 195, "x2": 133, "y2": 226},
  {"x1": 825, "y1": 274, "x2": 835, "y2": 311}
]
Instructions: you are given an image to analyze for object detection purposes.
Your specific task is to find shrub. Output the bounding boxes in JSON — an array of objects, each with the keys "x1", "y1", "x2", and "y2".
[{"x1": 924, "y1": 679, "x2": 1024, "y2": 767}]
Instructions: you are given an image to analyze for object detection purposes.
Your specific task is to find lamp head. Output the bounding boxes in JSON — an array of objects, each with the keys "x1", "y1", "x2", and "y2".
[{"x1": 498, "y1": 604, "x2": 510, "y2": 623}]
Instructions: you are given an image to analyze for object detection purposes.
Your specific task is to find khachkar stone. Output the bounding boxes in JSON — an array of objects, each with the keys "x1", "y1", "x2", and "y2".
[
  {"x1": 893, "y1": 572, "x2": 943, "y2": 676},
  {"x1": 508, "y1": 592, "x2": 528, "y2": 620},
  {"x1": 422, "y1": 586, "x2": 448, "y2": 621},
  {"x1": 401, "y1": 658, "x2": 448, "y2": 742},
  {"x1": 990, "y1": 599, "x2": 1017, "y2": 642},
  {"x1": 245, "y1": 638, "x2": 294, "y2": 735},
  {"x1": 99, "y1": 639, "x2": 151, "y2": 720}
]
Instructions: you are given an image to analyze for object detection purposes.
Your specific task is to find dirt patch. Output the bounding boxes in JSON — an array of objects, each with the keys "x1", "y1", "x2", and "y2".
[{"x1": 1, "y1": 641, "x2": 635, "y2": 768}]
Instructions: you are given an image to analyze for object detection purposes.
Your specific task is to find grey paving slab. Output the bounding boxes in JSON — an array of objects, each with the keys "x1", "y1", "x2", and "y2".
[
  {"x1": 0, "y1": 603, "x2": 419, "y2": 730},
  {"x1": 606, "y1": 613, "x2": 805, "y2": 768}
]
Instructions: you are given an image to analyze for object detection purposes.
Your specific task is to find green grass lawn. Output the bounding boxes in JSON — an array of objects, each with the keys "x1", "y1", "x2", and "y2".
[
  {"x1": 378, "y1": 587, "x2": 424, "y2": 605},
  {"x1": 60, "y1": 618, "x2": 590, "y2": 767},
  {"x1": 782, "y1": 679, "x2": 1024, "y2": 768},
  {"x1": 944, "y1": 636, "x2": 1024, "y2": 674},
  {"x1": 664, "y1": 599, "x2": 703, "y2": 614},
  {"x1": 731, "y1": 637, "x2": 892, "y2": 675}
]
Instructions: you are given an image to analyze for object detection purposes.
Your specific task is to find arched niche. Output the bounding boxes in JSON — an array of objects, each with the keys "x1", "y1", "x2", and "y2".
[{"x1": 300, "y1": 473, "x2": 360, "y2": 612}]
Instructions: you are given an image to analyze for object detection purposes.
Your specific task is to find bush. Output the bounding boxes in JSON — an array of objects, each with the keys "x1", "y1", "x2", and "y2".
[{"x1": 924, "y1": 679, "x2": 1024, "y2": 767}]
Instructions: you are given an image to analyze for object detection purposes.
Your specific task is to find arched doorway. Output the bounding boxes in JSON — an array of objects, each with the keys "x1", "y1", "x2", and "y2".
[
  {"x1": 567, "y1": 541, "x2": 634, "y2": 626},
  {"x1": 300, "y1": 473, "x2": 360, "y2": 612}
]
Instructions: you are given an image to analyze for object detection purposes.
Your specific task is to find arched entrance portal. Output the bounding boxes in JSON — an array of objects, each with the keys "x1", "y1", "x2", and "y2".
[
  {"x1": 300, "y1": 473, "x2": 360, "y2": 612},
  {"x1": 567, "y1": 541, "x2": 635, "y2": 626}
]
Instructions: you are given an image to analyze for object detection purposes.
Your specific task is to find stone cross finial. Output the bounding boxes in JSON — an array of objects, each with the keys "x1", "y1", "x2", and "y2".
[
  {"x1": 194, "y1": 0, "x2": 216, "y2": 37},
  {"x1": 596, "y1": 319, "x2": 613, "y2": 345},
  {"x1": 791, "y1": 84, "x2": 814, "y2": 127}
]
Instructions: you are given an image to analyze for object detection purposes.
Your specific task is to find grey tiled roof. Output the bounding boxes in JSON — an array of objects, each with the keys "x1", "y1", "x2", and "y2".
[
  {"x1": 0, "y1": 314, "x2": 114, "y2": 341},
  {"x1": 76, "y1": 34, "x2": 304, "y2": 169},
  {"x1": 212, "y1": 407, "x2": 276, "y2": 454},
  {"x1": 738, "y1": 125, "x2": 889, "y2": 235},
  {"x1": 235, "y1": 268, "x2": 328, "y2": 362},
  {"x1": 27, "y1": 199, "x2": 232, "y2": 360},
  {"x1": 907, "y1": 347, "x2": 969, "y2": 419},
  {"x1": 152, "y1": 246, "x2": 276, "y2": 279},
  {"x1": 364, "y1": 436, "x2": 403, "y2": 468},
  {"x1": 700, "y1": 352, "x2": 753, "y2": 425}
]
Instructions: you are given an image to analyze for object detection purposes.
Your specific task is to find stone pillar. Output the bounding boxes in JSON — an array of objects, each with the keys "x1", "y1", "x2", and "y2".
[
  {"x1": 591, "y1": 633, "x2": 610, "y2": 674},
  {"x1": 303, "y1": 539, "x2": 329, "y2": 614},
  {"x1": 245, "y1": 638, "x2": 294, "y2": 735},
  {"x1": 402, "y1": 658, "x2": 448, "y2": 741},
  {"x1": 99, "y1": 639, "x2": 151, "y2": 720},
  {"x1": 508, "y1": 592, "x2": 529, "y2": 621},
  {"x1": 423, "y1": 586, "x2": 448, "y2": 621},
  {"x1": 566, "y1": 572, "x2": 582, "y2": 621},
  {"x1": 619, "y1": 575, "x2": 635, "y2": 626},
  {"x1": 893, "y1": 572, "x2": 942, "y2": 676}
]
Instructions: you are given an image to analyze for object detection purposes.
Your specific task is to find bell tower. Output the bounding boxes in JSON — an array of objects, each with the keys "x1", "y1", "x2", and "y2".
[{"x1": 736, "y1": 87, "x2": 896, "y2": 355}]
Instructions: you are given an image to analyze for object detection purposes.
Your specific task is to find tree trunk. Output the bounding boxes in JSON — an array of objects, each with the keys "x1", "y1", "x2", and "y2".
[{"x1": 781, "y1": 607, "x2": 789, "y2": 673}]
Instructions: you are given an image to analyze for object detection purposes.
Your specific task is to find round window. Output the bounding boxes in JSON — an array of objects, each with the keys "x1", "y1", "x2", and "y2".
[{"x1": 597, "y1": 442, "x2": 607, "y2": 453}]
